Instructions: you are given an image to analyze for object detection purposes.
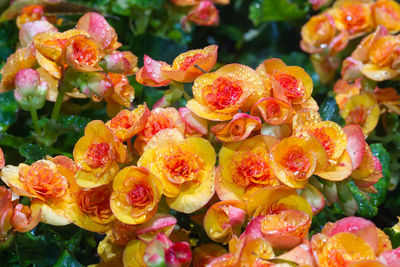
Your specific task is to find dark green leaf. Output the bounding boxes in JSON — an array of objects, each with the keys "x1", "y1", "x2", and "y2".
[
  {"x1": 0, "y1": 133, "x2": 24, "y2": 149},
  {"x1": 319, "y1": 95, "x2": 345, "y2": 126},
  {"x1": 384, "y1": 227, "x2": 400, "y2": 249},
  {"x1": 249, "y1": 0, "x2": 309, "y2": 25},
  {"x1": 53, "y1": 250, "x2": 82, "y2": 267},
  {"x1": 349, "y1": 180, "x2": 378, "y2": 218},
  {"x1": 0, "y1": 91, "x2": 18, "y2": 132},
  {"x1": 18, "y1": 143, "x2": 52, "y2": 164},
  {"x1": 368, "y1": 143, "x2": 391, "y2": 206}
]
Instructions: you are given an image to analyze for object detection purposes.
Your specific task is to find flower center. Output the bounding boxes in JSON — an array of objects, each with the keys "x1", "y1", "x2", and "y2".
[
  {"x1": 164, "y1": 150, "x2": 202, "y2": 184},
  {"x1": 346, "y1": 107, "x2": 369, "y2": 125},
  {"x1": 72, "y1": 40, "x2": 97, "y2": 65},
  {"x1": 86, "y1": 142, "x2": 112, "y2": 169},
  {"x1": 282, "y1": 145, "x2": 310, "y2": 180},
  {"x1": 310, "y1": 128, "x2": 336, "y2": 157},
  {"x1": 179, "y1": 53, "x2": 205, "y2": 71},
  {"x1": 341, "y1": 4, "x2": 367, "y2": 33},
  {"x1": 275, "y1": 73, "x2": 305, "y2": 99},
  {"x1": 126, "y1": 184, "x2": 153, "y2": 207},
  {"x1": 21, "y1": 162, "x2": 67, "y2": 198},
  {"x1": 77, "y1": 186, "x2": 113, "y2": 221},
  {"x1": 205, "y1": 77, "x2": 243, "y2": 110},
  {"x1": 109, "y1": 112, "x2": 133, "y2": 129},
  {"x1": 233, "y1": 152, "x2": 275, "y2": 186}
]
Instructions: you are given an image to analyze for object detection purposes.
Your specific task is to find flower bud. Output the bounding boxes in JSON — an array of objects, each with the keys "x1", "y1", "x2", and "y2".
[
  {"x1": 15, "y1": 68, "x2": 40, "y2": 96},
  {"x1": 79, "y1": 73, "x2": 113, "y2": 98},
  {"x1": 14, "y1": 69, "x2": 48, "y2": 111},
  {"x1": 101, "y1": 51, "x2": 138, "y2": 75}
]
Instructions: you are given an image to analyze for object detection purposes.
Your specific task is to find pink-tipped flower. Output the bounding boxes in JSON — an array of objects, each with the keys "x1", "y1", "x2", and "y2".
[
  {"x1": 15, "y1": 68, "x2": 40, "y2": 96},
  {"x1": 64, "y1": 35, "x2": 102, "y2": 72},
  {"x1": 76, "y1": 12, "x2": 121, "y2": 52},
  {"x1": 19, "y1": 20, "x2": 58, "y2": 47},
  {"x1": 185, "y1": 0, "x2": 219, "y2": 26},
  {"x1": 84, "y1": 73, "x2": 113, "y2": 98},
  {"x1": 211, "y1": 113, "x2": 262, "y2": 142},
  {"x1": 136, "y1": 55, "x2": 171, "y2": 87},
  {"x1": 179, "y1": 107, "x2": 208, "y2": 136},
  {"x1": 343, "y1": 124, "x2": 366, "y2": 170},
  {"x1": 136, "y1": 214, "x2": 177, "y2": 243},
  {"x1": 101, "y1": 51, "x2": 138, "y2": 75}
]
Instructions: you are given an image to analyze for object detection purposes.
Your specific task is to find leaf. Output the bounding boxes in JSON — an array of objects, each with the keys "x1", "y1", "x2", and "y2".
[
  {"x1": 18, "y1": 143, "x2": 52, "y2": 164},
  {"x1": 0, "y1": 91, "x2": 18, "y2": 132},
  {"x1": 349, "y1": 180, "x2": 378, "y2": 218},
  {"x1": 384, "y1": 227, "x2": 400, "y2": 249},
  {"x1": 112, "y1": 0, "x2": 166, "y2": 14},
  {"x1": 0, "y1": 133, "x2": 24, "y2": 149},
  {"x1": 53, "y1": 250, "x2": 82, "y2": 267},
  {"x1": 249, "y1": 0, "x2": 309, "y2": 25},
  {"x1": 319, "y1": 95, "x2": 345, "y2": 126}
]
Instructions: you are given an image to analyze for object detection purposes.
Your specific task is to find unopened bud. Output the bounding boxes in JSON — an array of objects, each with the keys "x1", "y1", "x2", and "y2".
[
  {"x1": 101, "y1": 51, "x2": 138, "y2": 75},
  {"x1": 15, "y1": 68, "x2": 40, "y2": 96}
]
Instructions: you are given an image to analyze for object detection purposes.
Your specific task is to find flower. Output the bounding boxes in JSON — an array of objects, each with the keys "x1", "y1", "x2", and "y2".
[
  {"x1": 186, "y1": 0, "x2": 219, "y2": 26},
  {"x1": 73, "y1": 120, "x2": 127, "y2": 188},
  {"x1": 330, "y1": 0, "x2": 374, "y2": 38},
  {"x1": 250, "y1": 97, "x2": 293, "y2": 125},
  {"x1": 138, "y1": 134, "x2": 216, "y2": 213},
  {"x1": 14, "y1": 68, "x2": 48, "y2": 111},
  {"x1": 16, "y1": 5, "x2": 45, "y2": 28},
  {"x1": 186, "y1": 64, "x2": 265, "y2": 121},
  {"x1": 104, "y1": 73, "x2": 136, "y2": 116},
  {"x1": 372, "y1": 0, "x2": 400, "y2": 33},
  {"x1": 110, "y1": 166, "x2": 163, "y2": 225},
  {"x1": 211, "y1": 113, "x2": 262, "y2": 142},
  {"x1": 101, "y1": 51, "x2": 138, "y2": 75},
  {"x1": 300, "y1": 13, "x2": 337, "y2": 54},
  {"x1": 136, "y1": 55, "x2": 171, "y2": 87},
  {"x1": 76, "y1": 12, "x2": 121, "y2": 52},
  {"x1": 106, "y1": 105, "x2": 150, "y2": 142},
  {"x1": 334, "y1": 79, "x2": 362, "y2": 109},
  {"x1": 134, "y1": 107, "x2": 185, "y2": 154},
  {"x1": 161, "y1": 45, "x2": 218, "y2": 83},
  {"x1": 19, "y1": 20, "x2": 58, "y2": 47},
  {"x1": 269, "y1": 135, "x2": 327, "y2": 189},
  {"x1": 341, "y1": 92, "x2": 380, "y2": 135},
  {"x1": 216, "y1": 135, "x2": 281, "y2": 201},
  {"x1": 203, "y1": 200, "x2": 246, "y2": 244}
]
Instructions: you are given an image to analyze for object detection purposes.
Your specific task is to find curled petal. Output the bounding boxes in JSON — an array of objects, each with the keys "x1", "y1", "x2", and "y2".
[
  {"x1": 261, "y1": 209, "x2": 311, "y2": 250},
  {"x1": 30, "y1": 199, "x2": 71, "y2": 226},
  {"x1": 105, "y1": 73, "x2": 136, "y2": 116},
  {"x1": 161, "y1": 45, "x2": 218, "y2": 83},
  {"x1": 341, "y1": 57, "x2": 364, "y2": 81},
  {"x1": 212, "y1": 113, "x2": 262, "y2": 142},
  {"x1": 179, "y1": 107, "x2": 208, "y2": 136},
  {"x1": 136, "y1": 213, "x2": 177, "y2": 243},
  {"x1": 11, "y1": 203, "x2": 41, "y2": 233},
  {"x1": 378, "y1": 247, "x2": 400, "y2": 267},
  {"x1": 343, "y1": 124, "x2": 366, "y2": 170},
  {"x1": 250, "y1": 97, "x2": 293, "y2": 125},
  {"x1": 204, "y1": 200, "x2": 246, "y2": 244},
  {"x1": 136, "y1": 55, "x2": 171, "y2": 87}
]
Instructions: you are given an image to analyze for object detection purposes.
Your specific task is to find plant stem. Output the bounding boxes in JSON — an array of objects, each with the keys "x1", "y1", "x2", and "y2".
[
  {"x1": 30, "y1": 108, "x2": 40, "y2": 136},
  {"x1": 50, "y1": 88, "x2": 66, "y2": 121}
]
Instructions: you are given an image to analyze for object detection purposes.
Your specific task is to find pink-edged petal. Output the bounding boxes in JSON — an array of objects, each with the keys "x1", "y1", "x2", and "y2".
[
  {"x1": 300, "y1": 184, "x2": 325, "y2": 215},
  {"x1": 179, "y1": 107, "x2": 208, "y2": 135},
  {"x1": 343, "y1": 124, "x2": 366, "y2": 170}
]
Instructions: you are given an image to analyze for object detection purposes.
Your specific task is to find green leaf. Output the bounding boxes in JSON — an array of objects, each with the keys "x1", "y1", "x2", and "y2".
[
  {"x1": 249, "y1": 0, "x2": 309, "y2": 25},
  {"x1": 53, "y1": 250, "x2": 82, "y2": 267},
  {"x1": 112, "y1": 0, "x2": 165, "y2": 15},
  {"x1": 18, "y1": 143, "x2": 52, "y2": 164},
  {"x1": 0, "y1": 91, "x2": 18, "y2": 132},
  {"x1": 349, "y1": 180, "x2": 378, "y2": 218},
  {"x1": 384, "y1": 227, "x2": 400, "y2": 249},
  {"x1": 0, "y1": 133, "x2": 24, "y2": 149},
  {"x1": 319, "y1": 95, "x2": 345, "y2": 126}
]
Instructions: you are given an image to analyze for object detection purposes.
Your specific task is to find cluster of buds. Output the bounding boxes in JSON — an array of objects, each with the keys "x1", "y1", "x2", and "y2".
[
  {"x1": 300, "y1": 0, "x2": 400, "y2": 83},
  {"x1": 0, "y1": 11, "x2": 137, "y2": 117},
  {"x1": 171, "y1": 0, "x2": 230, "y2": 27}
]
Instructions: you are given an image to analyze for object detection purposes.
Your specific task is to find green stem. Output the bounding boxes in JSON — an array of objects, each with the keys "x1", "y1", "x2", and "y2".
[
  {"x1": 30, "y1": 108, "x2": 40, "y2": 136},
  {"x1": 50, "y1": 88, "x2": 66, "y2": 121}
]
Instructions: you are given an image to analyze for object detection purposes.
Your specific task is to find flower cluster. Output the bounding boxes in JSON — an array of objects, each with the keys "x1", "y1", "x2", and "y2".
[
  {"x1": 0, "y1": 11, "x2": 137, "y2": 117},
  {"x1": 0, "y1": 10, "x2": 391, "y2": 267},
  {"x1": 300, "y1": 0, "x2": 400, "y2": 83}
]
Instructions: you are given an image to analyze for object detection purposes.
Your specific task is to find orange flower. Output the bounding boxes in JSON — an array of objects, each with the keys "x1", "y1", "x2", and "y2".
[
  {"x1": 341, "y1": 92, "x2": 380, "y2": 135},
  {"x1": 106, "y1": 105, "x2": 150, "y2": 142},
  {"x1": 270, "y1": 136, "x2": 328, "y2": 188},
  {"x1": 260, "y1": 209, "x2": 311, "y2": 250},
  {"x1": 0, "y1": 45, "x2": 36, "y2": 91},
  {"x1": 272, "y1": 66, "x2": 313, "y2": 105},
  {"x1": 211, "y1": 113, "x2": 262, "y2": 142},
  {"x1": 67, "y1": 184, "x2": 114, "y2": 232},
  {"x1": 216, "y1": 135, "x2": 281, "y2": 201},
  {"x1": 187, "y1": 64, "x2": 265, "y2": 121},
  {"x1": 372, "y1": 0, "x2": 400, "y2": 33},
  {"x1": 63, "y1": 34, "x2": 102, "y2": 72},
  {"x1": 110, "y1": 166, "x2": 163, "y2": 225},
  {"x1": 186, "y1": 1, "x2": 219, "y2": 26},
  {"x1": 250, "y1": 97, "x2": 293, "y2": 125},
  {"x1": 76, "y1": 12, "x2": 121, "y2": 52},
  {"x1": 134, "y1": 107, "x2": 185, "y2": 154},
  {"x1": 300, "y1": 13, "x2": 337, "y2": 54},
  {"x1": 136, "y1": 55, "x2": 171, "y2": 87},
  {"x1": 104, "y1": 73, "x2": 136, "y2": 117},
  {"x1": 334, "y1": 79, "x2": 362, "y2": 109},
  {"x1": 330, "y1": 0, "x2": 374, "y2": 38},
  {"x1": 16, "y1": 5, "x2": 45, "y2": 28},
  {"x1": 161, "y1": 45, "x2": 217, "y2": 83},
  {"x1": 73, "y1": 120, "x2": 127, "y2": 188},
  {"x1": 203, "y1": 200, "x2": 246, "y2": 244},
  {"x1": 138, "y1": 135, "x2": 216, "y2": 213}
]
